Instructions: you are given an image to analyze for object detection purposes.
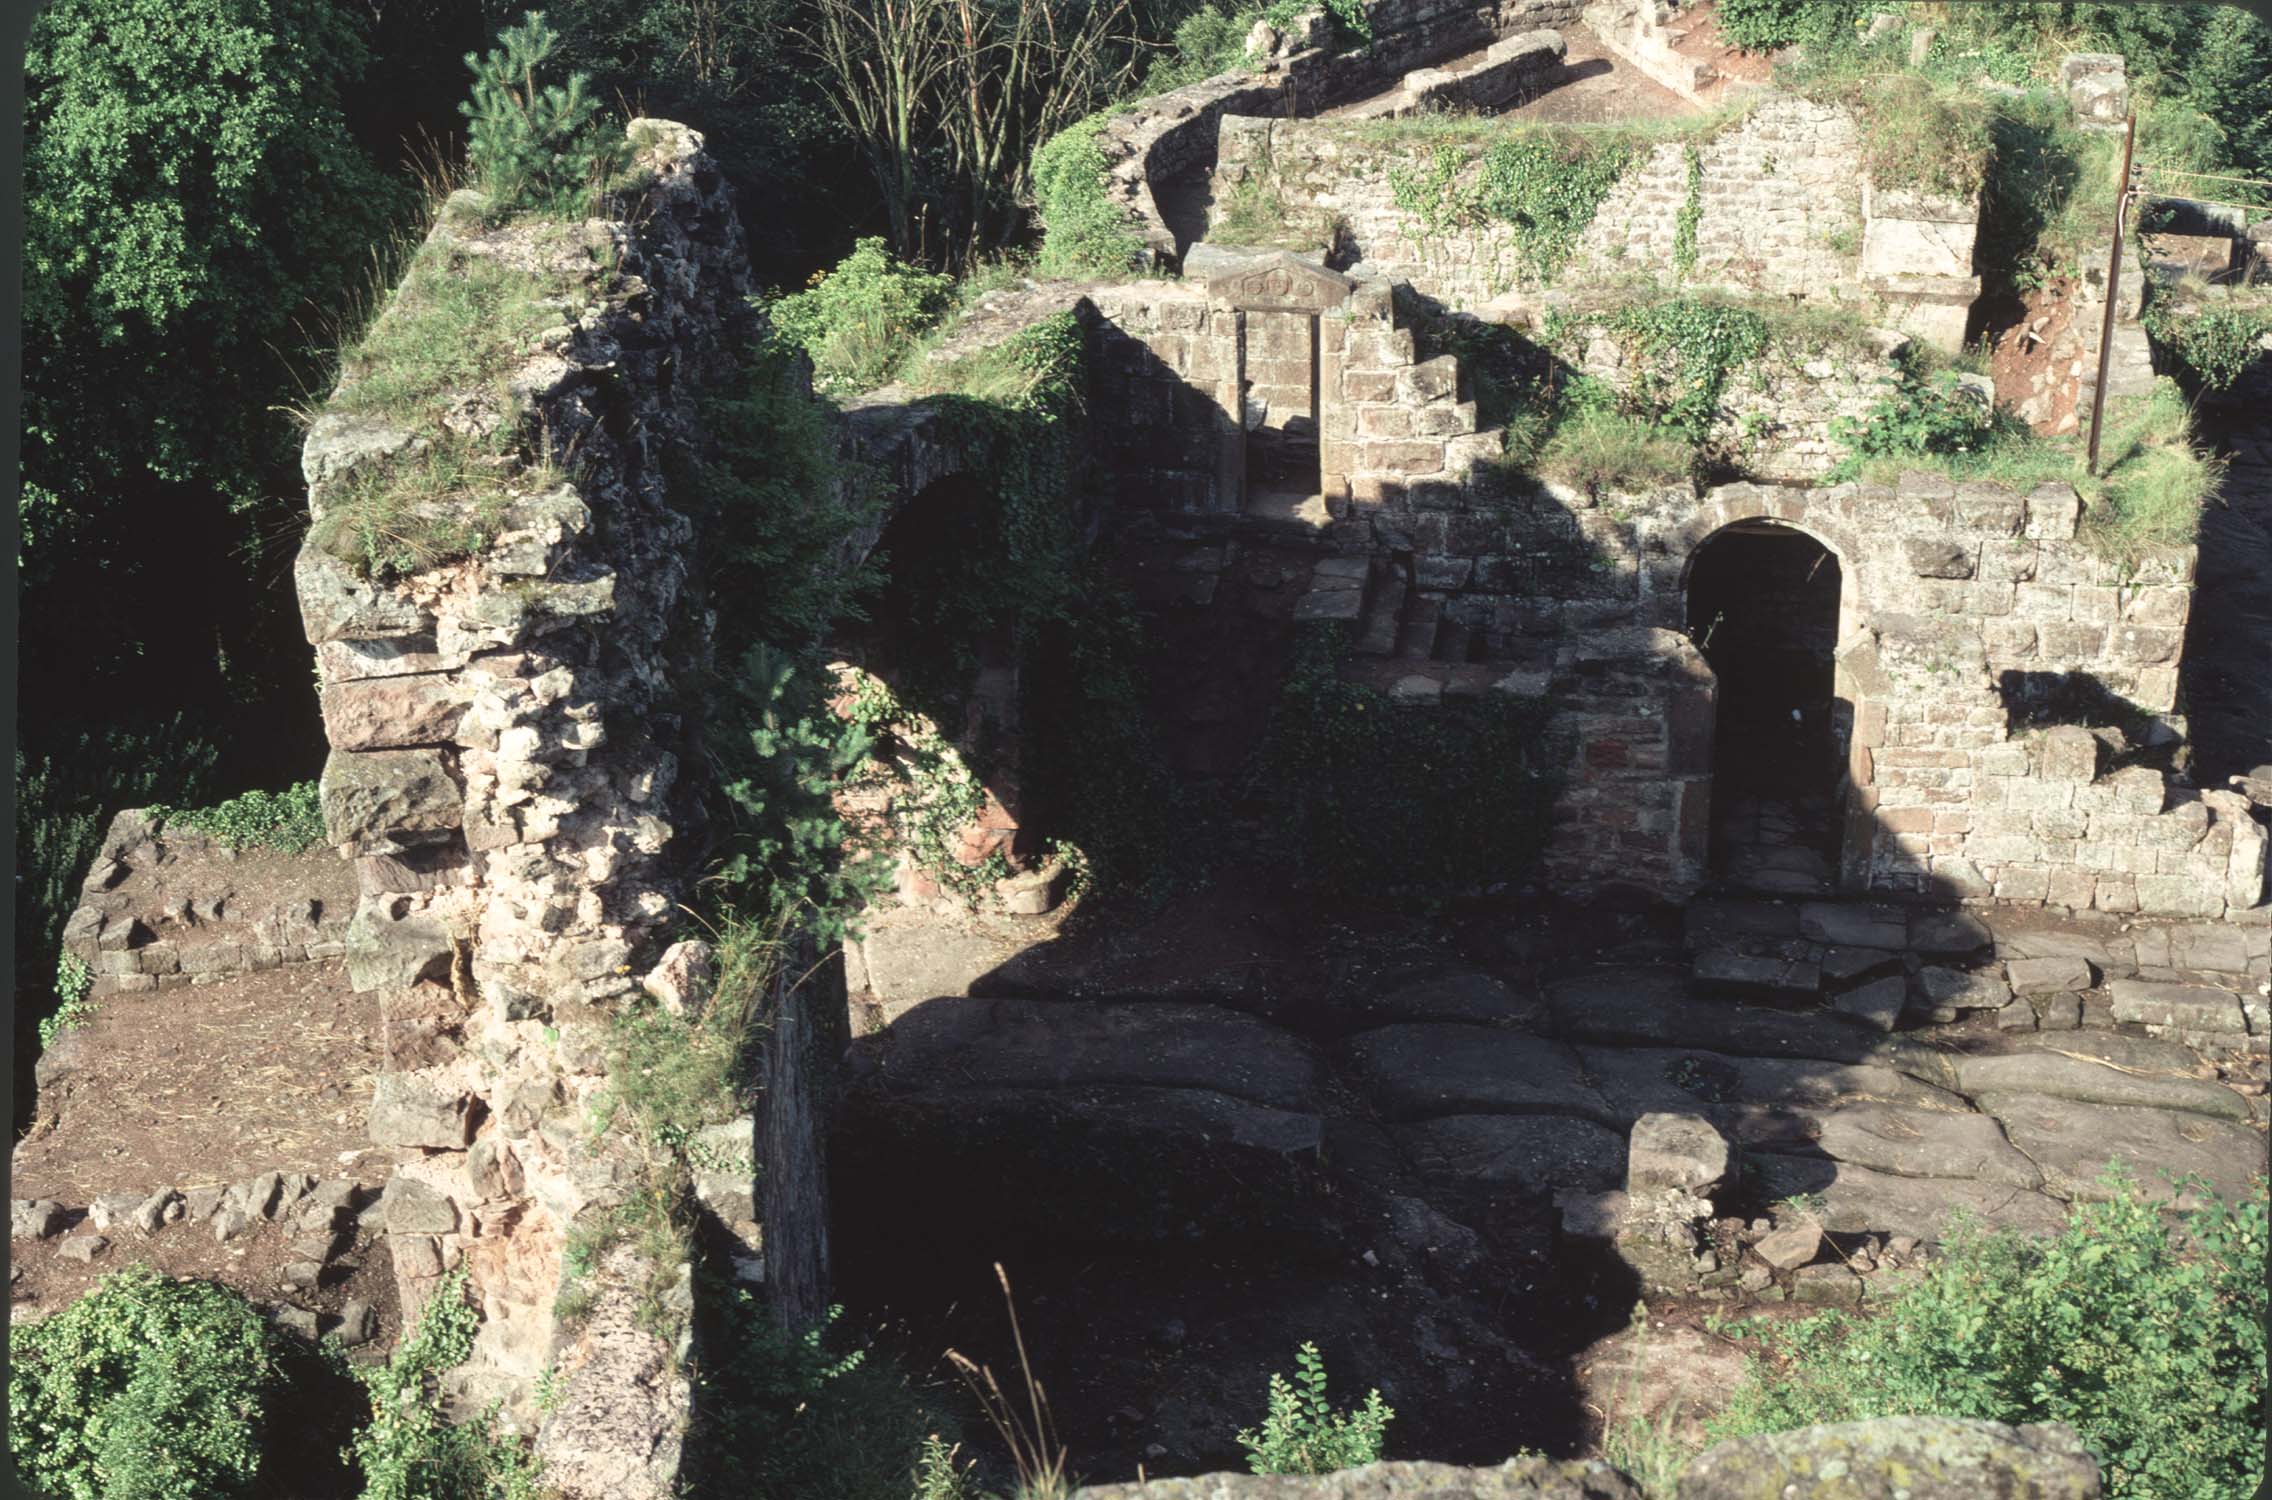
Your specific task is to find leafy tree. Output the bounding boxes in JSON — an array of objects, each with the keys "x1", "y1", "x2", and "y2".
[{"x1": 18, "y1": 0, "x2": 412, "y2": 885}]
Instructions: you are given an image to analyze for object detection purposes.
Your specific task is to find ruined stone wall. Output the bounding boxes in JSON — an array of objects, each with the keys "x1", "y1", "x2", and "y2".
[
  {"x1": 296, "y1": 121, "x2": 826, "y2": 1494},
  {"x1": 1563, "y1": 317, "x2": 1907, "y2": 481},
  {"x1": 1085, "y1": 0, "x2": 1583, "y2": 264},
  {"x1": 1212, "y1": 98, "x2": 1979, "y2": 350}
]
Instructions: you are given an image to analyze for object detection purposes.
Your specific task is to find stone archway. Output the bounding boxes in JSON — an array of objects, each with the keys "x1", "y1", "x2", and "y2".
[{"x1": 1685, "y1": 520, "x2": 1847, "y2": 894}]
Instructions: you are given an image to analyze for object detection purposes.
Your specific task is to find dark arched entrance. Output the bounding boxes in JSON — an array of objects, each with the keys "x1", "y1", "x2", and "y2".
[{"x1": 1686, "y1": 522, "x2": 1844, "y2": 894}]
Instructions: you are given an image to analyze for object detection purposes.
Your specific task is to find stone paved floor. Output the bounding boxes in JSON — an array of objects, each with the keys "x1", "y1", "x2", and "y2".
[{"x1": 846, "y1": 888, "x2": 2267, "y2": 1257}]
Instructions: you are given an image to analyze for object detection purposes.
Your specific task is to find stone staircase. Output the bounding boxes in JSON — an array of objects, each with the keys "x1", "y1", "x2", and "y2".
[{"x1": 1683, "y1": 892, "x2": 2270, "y2": 1057}]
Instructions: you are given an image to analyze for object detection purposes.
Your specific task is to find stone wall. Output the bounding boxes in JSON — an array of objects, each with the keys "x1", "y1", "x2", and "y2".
[
  {"x1": 1072, "y1": 1417, "x2": 2105, "y2": 1498},
  {"x1": 1210, "y1": 96, "x2": 1979, "y2": 349},
  {"x1": 1328, "y1": 462, "x2": 2265, "y2": 919},
  {"x1": 296, "y1": 121, "x2": 825, "y2": 1494},
  {"x1": 1084, "y1": 0, "x2": 1584, "y2": 264},
  {"x1": 1560, "y1": 313, "x2": 1907, "y2": 481}
]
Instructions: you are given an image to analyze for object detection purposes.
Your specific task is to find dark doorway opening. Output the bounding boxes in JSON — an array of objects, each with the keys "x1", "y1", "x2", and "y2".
[
  {"x1": 1687, "y1": 522, "x2": 1844, "y2": 894},
  {"x1": 1242, "y1": 309, "x2": 1321, "y2": 505}
]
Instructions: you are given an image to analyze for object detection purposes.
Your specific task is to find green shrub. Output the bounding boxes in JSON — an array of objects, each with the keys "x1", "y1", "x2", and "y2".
[
  {"x1": 1536, "y1": 401, "x2": 1695, "y2": 495},
  {"x1": 1709, "y1": 1169, "x2": 2267, "y2": 1499},
  {"x1": 689, "y1": 344, "x2": 884, "y2": 647},
  {"x1": 459, "y1": 10, "x2": 628, "y2": 220},
  {"x1": 348, "y1": 1269, "x2": 543, "y2": 1500},
  {"x1": 1713, "y1": 0, "x2": 1855, "y2": 53},
  {"x1": 684, "y1": 1291, "x2": 957, "y2": 1500},
  {"x1": 1236, "y1": 1343, "x2": 1394, "y2": 1476},
  {"x1": 1827, "y1": 371, "x2": 2003, "y2": 477},
  {"x1": 9, "y1": 1266, "x2": 284, "y2": 1500},
  {"x1": 766, "y1": 238, "x2": 956, "y2": 396},
  {"x1": 2143, "y1": 301, "x2": 2272, "y2": 393},
  {"x1": 1032, "y1": 112, "x2": 1146, "y2": 278},
  {"x1": 154, "y1": 781, "x2": 327, "y2": 854}
]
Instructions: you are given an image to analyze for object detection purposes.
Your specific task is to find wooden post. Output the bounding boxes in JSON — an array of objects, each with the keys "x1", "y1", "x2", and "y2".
[{"x1": 2085, "y1": 114, "x2": 2137, "y2": 478}]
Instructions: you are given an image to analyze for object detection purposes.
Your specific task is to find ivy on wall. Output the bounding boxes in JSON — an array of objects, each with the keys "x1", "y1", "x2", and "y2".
[
  {"x1": 1545, "y1": 298, "x2": 1771, "y2": 443},
  {"x1": 1386, "y1": 132, "x2": 1634, "y2": 285},
  {"x1": 1672, "y1": 143, "x2": 1705, "y2": 281}
]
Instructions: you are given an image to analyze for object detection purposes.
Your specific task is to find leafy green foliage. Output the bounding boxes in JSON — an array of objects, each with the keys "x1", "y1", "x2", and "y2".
[
  {"x1": 9, "y1": 1267, "x2": 282, "y2": 1500},
  {"x1": 1235, "y1": 1343, "x2": 1394, "y2": 1476},
  {"x1": 2143, "y1": 300, "x2": 2272, "y2": 393},
  {"x1": 459, "y1": 10, "x2": 629, "y2": 220},
  {"x1": 43, "y1": 955, "x2": 98, "y2": 1049},
  {"x1": 154, "y1": 781, "x2": 327, "y2": 855},
  {"x1": 348, "y1": 1270, "x2": 544, "y2": 1500},
  {"x1": 1388, "y1": 133, "x2": 1633, "y2": 285},
  {"x1": 767, "y1": 238, "x2": 958, "y2": 395},
  {"x1": 707, "y1": 647, "x2": 888, "y2": 937},
  {"x1": 1535, "y1": 399, "x2": 1697, "y2": 496},
  {"x1": 685, "y1": 1291, "x2": 958, "y2": 1500},
  {"x1": 1552, "y1": 297, "x2": 1771, "y2": 443},
  {"x1": 19, "y1": 0, "x2": 410, "y2": 761},
  {"x1": 1672, "y1": 144, "x2": 1704, "y2": 280},
  {"x1": 1033, "y1": 112, "x2": 1148, "y2": 277},
  {"x1": 1709, "y1": 1170, "x2": 2268, "y2": 1500},
  {"x1": 1827, "y1": 372, "x2": 2002, "y2": 477},
  {"x1": 1250, "y1": 626, "x2": 1558, "y2": 901},
  {"x1": 689, "y1": 343, "x2": 887, "y2": 648},
  {"x1": 1713, "y1": 0, "x2": 1856, "y2": 53}
]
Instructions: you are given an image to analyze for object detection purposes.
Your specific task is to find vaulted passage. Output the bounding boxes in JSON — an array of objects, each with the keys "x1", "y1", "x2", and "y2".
[{"x1": 1687, "y1": 522, "x2": 1844, "y2": 894}]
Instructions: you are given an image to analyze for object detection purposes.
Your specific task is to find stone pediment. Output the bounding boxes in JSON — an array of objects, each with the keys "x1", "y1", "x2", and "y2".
[{"x1": 1204, "y1": 250, "x2": 1354, "y2": 312}]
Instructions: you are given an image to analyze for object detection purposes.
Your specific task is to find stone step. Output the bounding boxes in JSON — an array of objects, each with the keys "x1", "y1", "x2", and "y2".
[
  {"x1": 1394, "y1": 592, "x2": 1442, "y2": 660},
  {"x1": 1355, "y1": 567, "x2": 1407, "y2": 655},
  {"x1": 1693, "y1": 946, "x2": 1821, "y2": 998}
]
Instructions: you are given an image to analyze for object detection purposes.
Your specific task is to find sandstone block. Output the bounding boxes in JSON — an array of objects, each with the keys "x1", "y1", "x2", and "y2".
[
  {"x1": 322, "y1": 748, "x2": 461, "y2": 846},
  {"x1": 1627, "y1": 1113, "x2": 1730, "y2": 1197},
  {"x1": 383, "y1": 1177, "x2": 461, "y2": 1236},
  {"x1": 370, "y1": 1075, "x2": 474, "y2": 1148},
  {"x1": 1679, "y1": 1416, "x2": 2102, "y2": 1499}
]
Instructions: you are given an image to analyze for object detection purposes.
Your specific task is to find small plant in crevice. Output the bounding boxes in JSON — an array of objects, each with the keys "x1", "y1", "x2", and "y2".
[
  {"x1": 39, "y1": 952, "x2": 96, "y2": 1049},
  {"x1": 1235, "y1": 1342, "x2": 1394, "y2": 1476},
  {"x1": 349, "y1": 1268, "x2": 545, "y2": 1500},
  {"x1": 1671, "y1": 143, "x2": 1704, "y2": 281}
]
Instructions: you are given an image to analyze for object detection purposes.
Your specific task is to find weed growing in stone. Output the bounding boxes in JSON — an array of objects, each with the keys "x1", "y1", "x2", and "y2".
[
  {"x1": 154, "y1": 780, "x2": 328, "y2": 854},
  {"x1": 2142, "y1": 298, "x2": 2272, "y2": 392},
  {"x1": 1032, "y1": 111, "x2": 1147, "y2": 277},
  {"x1": 1707, "y1": 1169, "x2": 2268, "y2": 1500},
  {"x1": 39, "y1": 953, "x2": 95, "y2": 1049},
  {"x1": 349, "y1": 1269, "x2": 545, "y2": 1500},
  {"x1": 1236, "y1": 1342, "x2": 1393, "y2": 1476}
]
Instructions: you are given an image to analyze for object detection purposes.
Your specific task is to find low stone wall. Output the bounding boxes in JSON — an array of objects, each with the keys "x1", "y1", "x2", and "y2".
[
  {"x1": 1073, "y1": 1417, "x2": 2104, "y2": 1498},
  {"x1": 60, "y1": 810, "x2": 354, "y2": 997},
  {"x1": 1085, "y1": 0, "x2": 1584, "y2": 264}
]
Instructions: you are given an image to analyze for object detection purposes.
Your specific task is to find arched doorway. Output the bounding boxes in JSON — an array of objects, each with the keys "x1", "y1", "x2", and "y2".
[{"x1": 1686, "y1": 521, "x2": 1845, "y2": 894}]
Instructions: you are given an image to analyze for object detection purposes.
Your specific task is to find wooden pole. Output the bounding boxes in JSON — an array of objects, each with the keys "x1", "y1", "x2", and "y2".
[{"x1": 2085, "y1": 113, "x2": 2137, "y2": 478}]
